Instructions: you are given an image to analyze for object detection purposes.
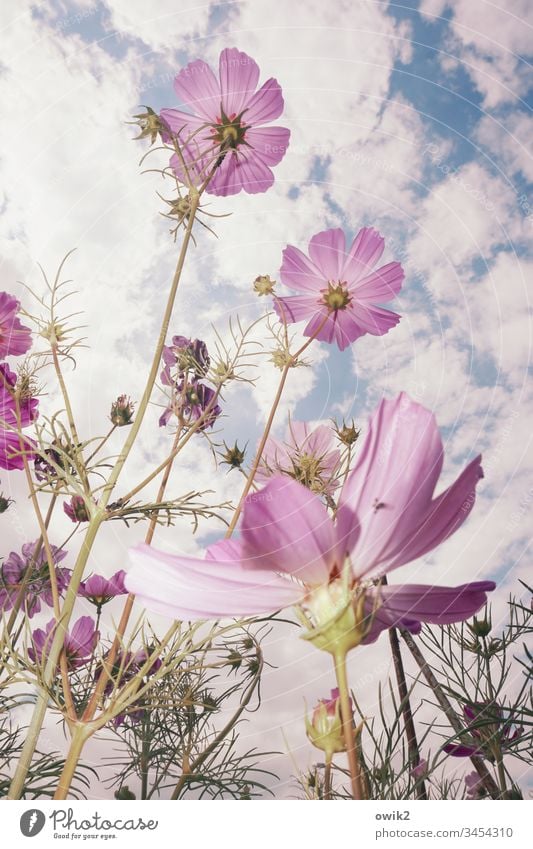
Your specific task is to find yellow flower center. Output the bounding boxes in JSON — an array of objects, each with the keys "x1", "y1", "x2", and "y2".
[{"x1": 321, "y1": 282, "x2": 352, "y2": 312}]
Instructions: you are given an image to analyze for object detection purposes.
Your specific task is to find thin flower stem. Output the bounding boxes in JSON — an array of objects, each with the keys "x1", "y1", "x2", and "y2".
[
  {"x1": 9, "y1": 192, "x2": 202, "y2": 800},
  {"x1": 400, "y1": 628, "x2": 501, "y2": 799},
  {"x1": 53, "y1": 722, "x2": 91, "y2": 800},
  {"x1": 225, "y1": 319, "x2": 329, "y2": 537},
  {"x1": 324, "y1": 753, "x2": 332, "y2": 800},
  {"x1": 482, "y1": 636, "x2": 509, "y2": 798},
  {"x1": 85, "y1": 425, "x2": 116, "y2": 465},
  {"x1": 333, "y1": 650, "x2": 364, "y2": 800}
]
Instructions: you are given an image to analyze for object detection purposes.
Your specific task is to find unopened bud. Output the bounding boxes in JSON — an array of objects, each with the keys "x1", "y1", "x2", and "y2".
[
  {"x1": 132, "y1": 106, "x2": 164, "y2": 144},
  {"x1": 110, "y1": 395, "x2": 135, "y2": 427},
  {"x1": 253, "y1": 274, "x2": 276, "y2": 296},
  {"x1": 305, "y1": 689, "x2": 347, "y2": 757},
  {"x1": 221, "y1": 440, "x2": 246, "y2": 469},
  {"x1": 334, "y1": 419, "x2": 360, "y2": 446}
]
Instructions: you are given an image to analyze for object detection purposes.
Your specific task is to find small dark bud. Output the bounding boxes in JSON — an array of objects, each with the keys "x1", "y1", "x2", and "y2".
[
  {"x1": 110, "y1": 395, "x2": 135, "y2": 427},
  {"x1": 0, "y1": 493, "x2": 12, "y2": 514},
  {"x1": 467, "y1": 613, "x2": 492, "y2": 638},
  {"x1": 114, "y1": 785, "x2": 136, "y2": 800},
  {"x1": 132, "y1": 106, "x2": 164, "y2": 144},
  {"x1": 334, "y1": 419, "x2": 360, "y2": 446},
  {"x1": 221, "y1": 441, "x2": 246, "y2": 470}
]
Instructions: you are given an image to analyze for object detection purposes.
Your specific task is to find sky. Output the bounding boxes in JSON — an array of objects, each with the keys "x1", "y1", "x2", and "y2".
[{"x1": 1, "y1": 0, "x2": 532, "y2": 799}]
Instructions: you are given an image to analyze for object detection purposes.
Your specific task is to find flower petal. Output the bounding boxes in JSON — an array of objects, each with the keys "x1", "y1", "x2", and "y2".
[
  {"x1": 240, "y1": 476, "x2": 335, "y2": 583},
  {"x1": 274, "y1": 294, "x2": 319, "y2": 324},
  {"x1": 280, "y1": 245, "x2": 324, "y2": 293},
  {"x1": 245, "y1": 126, "x2": 290, "y2": 166},
  {"x1": 308, "y1": 229, "x2": 346, "y2": 280},
  {"x1": 207, "y1": 149, "x2": 275, "y2": 196},
  {"x1": 126, "y1": 543, "x2": 302, "y2": 620},
  {"x1": 219, "y1": 48, "x2": 260, "y2": 117},
  {"x1": 342, "y1": 227, "x2": 385, "y2": 283},
  {"x1": 349, "y1": 303, "x2": 401, "y2": 336},
  {"x1": 338, "y1": 394, "x2": 445, "y2": 579},
  {"x1": 173, "y1": 59, "x2": 220, "y2": 121},
  {"x1": 244, "y1": 77, "x2": 285, "y2": 124},
  {"x1": 362, "y1": 581, "x2": 496, "y2": 643},
  {"x1": 352, "y1": 261, "x2": 404, "y2": 303}
]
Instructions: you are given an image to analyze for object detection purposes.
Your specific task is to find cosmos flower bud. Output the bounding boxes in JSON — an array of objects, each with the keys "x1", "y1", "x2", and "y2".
[
  {"x1": 63, "y1": 495, "x2": 90, "y2": 523},
  {"x1": 110, "y1": 395, "x2": 135, "y2": 427},
  {"x1": 253, "y1": 274, "x2": 276, "y2": 296},
  {"x1": 305, "y1": 689, "x2": 347, "y2": 756},
  {"x1": 221, "y1": 441, "x2": 246, "y2": 469},
  {"x1": 467, "y1": 612, "x2": 492, "y2": 637},
  {"x1": 114, "y1": 786, "x2": 136, "y2": 800},
  {"x1": 132, "y1": 106, "x2": 165, "y2": 144},
  {"x1": 334, "y1": 419, "x2": 360, "y2": 446}
]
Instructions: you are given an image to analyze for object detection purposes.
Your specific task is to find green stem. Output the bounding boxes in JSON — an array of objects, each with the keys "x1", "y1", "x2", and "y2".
[
  {"x1": 8, "y1": 192, "x2": 201, "y2": 799},
  {"x1": 324, "y1": 753, "x2": 332, "y2": 800},
  {"x1": 333, "y1": 651, "x2": 363, "y2": 800},
  {"x1": 53, "y1": 723, "x2": 92, "y2": 800}
]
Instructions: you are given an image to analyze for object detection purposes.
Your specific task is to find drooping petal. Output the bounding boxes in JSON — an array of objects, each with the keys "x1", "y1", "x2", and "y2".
[
  {"x1": 173, "y1": 59, "x2": 220, "y2": 121},
  {"x1": 240, "y1": 476, "x2": 335, "y2": 583},
  {"x1": 126, "y1": 543, "x2": 302, "y2": 620},
  {"x1": 244, "y1": 77, "x2": 285, "y2": 124},
  {"x1": 219, "y1": 48, "x2": 260, "y2": 116},
  {"x1": 342, "y1": 227, "x2": 385, "y2": 283},
  {"x1": 362, "y1": 581, "x2": 496, "y2": 643},
  {"x1": 280, "y1": 245, "x2": 325, "y2": 293},
  {"x1": 308, "y1": 229, "x2": 346, "y2": 280},
  {"x1": 338, "y1": 394, "x2": 445, "y2": 579},
  {"x1": 245, "y1": 126, "x2": 290, "y2": 166}
]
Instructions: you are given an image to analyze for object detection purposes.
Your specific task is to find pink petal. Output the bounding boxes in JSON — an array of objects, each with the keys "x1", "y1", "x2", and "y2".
[
  {"x1": 349, "y1": 303, "x2": 401, "y2": 336},
  {"x1": 362, "y1": 581, "x2": 496, "y2": 644},
  {"x1": 280, "y1": 245, "x2": 324, "y2": 293},
  {"x1": 339, "y1": 394, "x2": 445, "y2": 579},
  {"x1": 353, "y1": 261, "x2": 404, "y2": 303},
  {"x1": 126, "y1": 543, "x2": 302, "y2": 621},
  {"x1": 308, "y1": 229, "x2": 346, "y2": 280},
  {"x1": 342, "y1": 227, "x2": 385, "y2": 283},
  {"x1": 244, "y1": 77, "x2": 285, "y2": 124},
  {"x1": 207, "y1": 149, "x2": 275, "y2": 196},
  {"x1": 173, "y1": 59, "x2": 220, "y2": 121},
  {"x1": 160, "y1": 107, "x2": 209, "y2": 140},
  {"x1": 274, "y1": 294, "x2": 319, "y2": 323},
  {"x1": 304, "y1": 308, "x2": 364, "y2": 351},
  {"x1": 219, "y1": 48, "x2": 260, "y2": 117},
  {"x1": 240, "y1": 476, "x2": 335, "y2": 584},
  {"x1": 245, "y1": 126, "x2": 290, "y2": 166}
]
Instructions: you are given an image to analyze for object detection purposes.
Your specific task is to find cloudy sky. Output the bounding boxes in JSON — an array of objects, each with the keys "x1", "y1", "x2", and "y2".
[{"x1": 1, "y1": 0, "x2": 532, "y2": 799}]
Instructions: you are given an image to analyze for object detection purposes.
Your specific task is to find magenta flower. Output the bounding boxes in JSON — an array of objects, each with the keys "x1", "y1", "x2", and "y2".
[
  {"x1": 409, "y1": 758, "x2": 428, "y2": 780},
  {"x1": 99, "y1": 646, "x2": 162, "y2": 727},
  {"x1": 273, "y1": 228, "x2": 404, "y2": 351},
  {"x1": 159, "y1": 380, "x2": 221, "y2": 431},
  {"x1": 29, "y1": 616, "x2": 98, "y2": 669},
  {"x1": 0, "y1": 293, "x2": 32, "y2": 358},
  {"x1": 162, "y1": 336, "x2": 210, "y2": 381},
  {"x1": 0, "y1": 540, "x2": 70, "y2": 618},
  {"x1": 444, "y1": 702, "x2": 523, "y2": 759},
  {"x1": 0, "y1": 362, "x2": 38, "y2": 470},
  {"x1": 126, "y1": 394, "x2": 495, "y2": 650},
  {"x1": 465, "y1": 771, "x2": 485, "y2": 799},
  {"x1": 160, "y1": 47, "x2": 290, "y2": 196},
  {"x1": 78, "y1": 570, "x2": 127, "y2": 609},
  {"x1": 63, "y1": 495, "x2": 90, "y2": 523},
  {"x1": 256, "y1": 420, "x2": 341, "y2": 497}
]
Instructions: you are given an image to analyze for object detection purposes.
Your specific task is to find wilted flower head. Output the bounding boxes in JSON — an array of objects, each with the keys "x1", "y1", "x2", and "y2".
[
  {"x1": 159, "y1": 380, "x2": 221, "y2": 431},
  {"x1": 274, "y1": 227, "x2": 404, "y2": 351},
  {"x1": 127, "y1": 393, "x2": 495, "y2": 659},
  {"x1": 305, "y1": 688, "x2": 348, "y2": 756},
  {"x1": 29, "y1": 616, "x2": 98, "y2": 669},
  {"x1": 162, "y1": 335, "x2": 210, "y2": 381},
  {"x1": 34, "y1": 438, "x2": 74, "y2": 482},
  {"x1": 160, "y1": 47, "x2": 290, "y2": 196},
  {"x1": 0, "y1": 540, "x2": 70, "y2": 618},
  {"x1": 99, "y1": 645, "x2": 162, "y2": 727},
  {"x1": 78, "y1": 570, "x2": 127, "y2": 609},
  {"x1": 464, "y1": 771, "x2": 486, "y2": 799},
  {"x1": 110, "y1": 395, "x2": 135, "y2": 427},
  {"x1": 0, "y1": 491, "x2": 13, "y2": 513},
  {"x1": 63, "y1": 495, "x2": 90, "y2": 523},
  {"x1": 0, "y1": 362, "x2": 38, "y2": 471},
  {"x1": 256, "y1": 420, "x2": 341, "y2": 497},
  {"x1": 0, "y1": 293, "x2": 32, "y2": 358},
  {"x1": 132, "y1": 106, "x2": 165, "y2": 144}
]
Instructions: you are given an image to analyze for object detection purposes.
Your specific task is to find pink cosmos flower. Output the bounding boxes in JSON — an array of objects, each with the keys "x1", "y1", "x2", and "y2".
[
  {"x1": 160, "y1": 47, "x2": 290, "y2": 196},
  {"x1": 0, "y1": 362, "x2": 38, "y2": 470},
  {"x1": 255, "y1": 420, "x2": 341, "y2": 497},
  {"x1": 29, "y1": 616, "x2": 98, "y2": 669},
  {"x1": 126, "y1": 394, "x2": 495, "y2": 648},
  {"x1": 273, "y1": 228, "x2": 404, "y2": 351},
  {"x1": 0, "y1": 540, "x2": 70, "y2": 618},
  {"x1": 306, "y1": 688, "x2": 349, "y2": 755},
  {"x1": 0, "y1": 293, "x2": 32, "y2": 358},
  {"x1": 464, "y1": 771, "x2": 485, "y2": 799},
  {"x1": 78, "y1": 570, "x2": 127, "y2": 608}
]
